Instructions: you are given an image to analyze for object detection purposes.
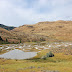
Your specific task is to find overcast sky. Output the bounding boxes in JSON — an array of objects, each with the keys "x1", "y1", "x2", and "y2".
[{"x1": 0, "y1": 0, "x2": 72, "y2": 27}]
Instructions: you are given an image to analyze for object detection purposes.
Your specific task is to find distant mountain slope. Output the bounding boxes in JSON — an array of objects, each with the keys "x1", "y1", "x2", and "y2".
[
  {"x1": 0, "y1": 27, "x2": 20, "y2": 43},
  {"x1": 12, "y1": 20, "x2": 72, "y2": 41},
  {"x1": 0, "y1": 24, "x2": 16, "y2": 31},
  {"x1": 0, "y1": 20, "x2": 72, "y2": 43}
]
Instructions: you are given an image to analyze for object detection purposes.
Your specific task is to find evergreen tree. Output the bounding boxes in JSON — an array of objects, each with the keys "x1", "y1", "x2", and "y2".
[
  {"x1": 0, "y1": 36, "x2": 3, "y2": 41},
  {"x1": 20, "y1": 39, "x2": 21, "y2": 43},
  {"x1": 6, "y1": 38, "x2": 8, "y2": 42}
]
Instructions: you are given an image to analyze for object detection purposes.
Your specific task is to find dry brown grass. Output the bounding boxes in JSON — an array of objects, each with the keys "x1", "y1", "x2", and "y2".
[
  {"x1": 0, "y1": 46, "x2": 72, "y2": 72},
  {"x1": 0, "y1": 20, "x2": 72, "y2": 43},
  {"x1": 12, "y1": 20, "x2": 72, "y2": 41}
]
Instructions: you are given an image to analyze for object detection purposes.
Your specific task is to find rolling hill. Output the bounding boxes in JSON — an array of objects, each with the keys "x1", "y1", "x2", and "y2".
[
  {"x1": 0, "y1": 20, "x2": 72, "y2": 43},
  {"x1": 12, "y1": 20, "x2": 72, "y2": 41},
  {"x1": 0, "y1": 24, "x2": 16, "y2": 31}
]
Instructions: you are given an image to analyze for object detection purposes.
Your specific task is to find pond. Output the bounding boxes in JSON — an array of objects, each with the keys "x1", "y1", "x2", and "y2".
[
  {"x1": 0, "y1": 49, "x2": 37, "y2": 59},
  {"x1": 0, "y1": 42, "x2": 72, "y2": 59}
]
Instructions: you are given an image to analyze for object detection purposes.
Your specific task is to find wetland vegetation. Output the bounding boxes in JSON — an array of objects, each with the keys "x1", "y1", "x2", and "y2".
[{"x1": 0, "y1": 41, "x2": 72, "y2": 72}]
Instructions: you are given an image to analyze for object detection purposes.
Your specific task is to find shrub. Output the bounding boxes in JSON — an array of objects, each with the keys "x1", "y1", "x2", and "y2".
[
  {"x1": 46, "y1": 53, "x2": 49, "y2": 57},
  {"x1": 6, "y1": 38, "x2": 8, "y2": 42},
  {"x1": 0, "y1": 36, "x2": 3, "y2": 41},
  {"x1": 0, "y1": 49, "x2": 2, "y2": 53},
  {"x1": 41, "y1": 56, "x2": 47, "y2": 60},
  {"x1": 20, "y1": 39, "x2": 21, "y2": 43},
  {"x1": 41, "y1": 51, "x2": 54, "y2": 60},
  {"x1": 46, "y1": 51, "x2": 54, "y2": 57},
  {"x1": 40, "y1": 37, "x2": 46, "y2": 41}
]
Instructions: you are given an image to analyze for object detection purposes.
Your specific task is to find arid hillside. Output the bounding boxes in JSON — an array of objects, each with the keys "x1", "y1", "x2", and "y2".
[
  {"x1": 12, "y1": 20, "x2": 72, "y2": 41},
  {"x1": 0, "y1": 20, "x2": 72, "y2": 43}
]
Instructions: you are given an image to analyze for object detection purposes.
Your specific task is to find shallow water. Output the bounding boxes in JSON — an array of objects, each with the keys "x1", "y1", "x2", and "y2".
[
  {"x1": 0, "y1": 42, "x2": 72, "y2": 59},
  {"x1": 0, "y1": 49, "x2": 37, "y2": 59}
]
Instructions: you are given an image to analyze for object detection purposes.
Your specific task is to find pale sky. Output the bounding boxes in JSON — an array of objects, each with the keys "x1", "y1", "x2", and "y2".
[{"x1": 0, "y1": 0, "x2": 72, "y2": 27}]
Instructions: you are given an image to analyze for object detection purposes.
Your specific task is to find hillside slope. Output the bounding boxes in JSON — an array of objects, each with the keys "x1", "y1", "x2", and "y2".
[
  {"x1": 0, "y1": 27, "x2": 20, "y2": 43},
  {"x1": 0, "y1": 20, "x2": 72, "y2": 43},
  {"x1": 12, "y1": 20, "x2": 72, "y2": 41},
  {"x1": 0, "y1": 24, "x2": 16, "y2": 31}
]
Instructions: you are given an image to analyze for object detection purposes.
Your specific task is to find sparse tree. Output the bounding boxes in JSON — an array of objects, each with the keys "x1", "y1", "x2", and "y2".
[
  {"x1": 20, "y1": 39, "x2": 21, "y2": 43},
  {"x1": 0, "y1": 36, "x2": 3, "y2": 41},
  {"x1": 6, "y1": 38, "x2": 8, "y2": 42},
  {"x1": 41, "y1": 56, "x2": 47, "y2": 60}
]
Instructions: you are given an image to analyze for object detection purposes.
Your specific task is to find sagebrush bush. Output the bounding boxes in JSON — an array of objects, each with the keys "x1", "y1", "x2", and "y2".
[
  {"x1": 46, "y1": 51, "x2": 54, "y2": 57},
  {"x1": 41, "y1": 51, "x2": 54, "y2": 60},
  {"x1": 41, "y1": 56, "x2": 47, "y2": 60}
]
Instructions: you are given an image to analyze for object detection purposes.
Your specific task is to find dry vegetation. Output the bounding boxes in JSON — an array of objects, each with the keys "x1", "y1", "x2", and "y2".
[
  {"x1": 0, "y1": 20, "x2": 72, "y2": 43},
  {"x1": 0, "y1": 20, "x2": 72, "y2": 72},
  {"x1": 0, "y1": 46, "x2": 72, "y2": 72}
]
